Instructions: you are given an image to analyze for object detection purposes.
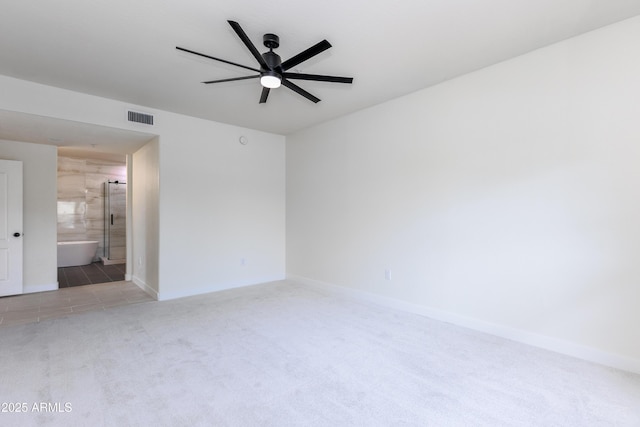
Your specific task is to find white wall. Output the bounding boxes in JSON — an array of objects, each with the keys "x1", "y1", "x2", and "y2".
[
  {"x1": 158, "y1": 118, "x2": 286, "y2": 300},
  {"x1": 131, "y1": 138, "x2": 160, "y2": 296},
  {"x1": 0, "y1": 139, "x2": 57, "y2": 293},
  {"x1": 0, "y1": 75, "x2": 286, "y2": 299},
  {"x1": 287, "y1": 16, "x2": 640, "y2": 370}
]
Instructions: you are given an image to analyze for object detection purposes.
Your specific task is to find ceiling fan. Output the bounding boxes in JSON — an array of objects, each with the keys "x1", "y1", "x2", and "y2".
[{"x1": 176, "y1": 20, "x2": 353, "y2": 104}]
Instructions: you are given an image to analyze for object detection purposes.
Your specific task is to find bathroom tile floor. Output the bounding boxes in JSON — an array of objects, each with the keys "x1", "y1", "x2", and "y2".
[
  {"x1": 58, "y1": 262, "x2": 126, "y2": 287},
  {"x1": 0, "y1": 281, "x2": 155, "y2": 328}
]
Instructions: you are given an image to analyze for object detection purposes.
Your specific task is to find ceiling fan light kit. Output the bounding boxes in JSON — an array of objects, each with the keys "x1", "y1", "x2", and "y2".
[
  {"x1": 260, "y1": 71, "x2": 281, "y2": 89},
  {"x1": 176, "y1": 20, "x2": 353, "y2": 104}
]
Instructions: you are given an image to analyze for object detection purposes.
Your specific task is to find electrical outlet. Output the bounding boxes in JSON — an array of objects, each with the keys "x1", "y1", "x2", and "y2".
[
  {"x1": 385, "y1": 269, "x2": 391, "y2": 280},
  {"x1": 241, "y1": 258, "x2": 247, "y2": 266}
]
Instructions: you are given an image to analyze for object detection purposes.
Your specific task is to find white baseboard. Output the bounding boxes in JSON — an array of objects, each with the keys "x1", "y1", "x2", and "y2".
[
  {"x1": 23, "y1": 282, "x2": 59, "y2": 294},
  {"x1": 131, "y1": 275, "x2": 158, "y2": 300},
  {"x1": 124, "y1": 274, "x2": 132, "y2": 281},
  {"x1": 157, "y1": 275, "x2": 286, "y2": 301},
  {"x1": 288, "y1": 274, "x2": 640, "y2": 375}
]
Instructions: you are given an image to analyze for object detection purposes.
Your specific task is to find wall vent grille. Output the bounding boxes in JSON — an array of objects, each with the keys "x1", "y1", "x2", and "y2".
[{"x1": 127, "y1": 110, "x2": 154, "y2": 126}]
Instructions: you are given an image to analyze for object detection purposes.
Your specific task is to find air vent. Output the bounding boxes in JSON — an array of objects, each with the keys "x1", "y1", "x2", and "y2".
[{"x1": 127, "y1": 110, "x2": 154, "y2": 126}]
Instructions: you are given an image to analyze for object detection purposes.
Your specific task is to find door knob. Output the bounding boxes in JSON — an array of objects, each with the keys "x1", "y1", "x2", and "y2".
[{"x1": 13, "y1": 232, "x2": 21, "y2": 237}]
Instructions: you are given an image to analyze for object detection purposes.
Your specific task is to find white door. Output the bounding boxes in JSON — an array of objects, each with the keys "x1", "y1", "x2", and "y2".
[{"x1": 0, "y1": 159, "x2": 23, "y2": 297}]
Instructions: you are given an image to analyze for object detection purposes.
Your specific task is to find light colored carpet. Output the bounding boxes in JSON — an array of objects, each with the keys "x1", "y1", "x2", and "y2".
[{"x1": 1, "y1": 280, "x2": 639, "y2": 426}]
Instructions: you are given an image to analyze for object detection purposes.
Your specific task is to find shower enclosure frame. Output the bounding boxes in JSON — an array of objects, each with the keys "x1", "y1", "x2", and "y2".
[{"x1": 102, "y1": 179, "x2": 127, "y2": 265}]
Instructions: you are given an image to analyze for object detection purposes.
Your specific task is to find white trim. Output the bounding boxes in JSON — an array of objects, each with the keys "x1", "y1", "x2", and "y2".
[
  {"x1": 288, "y1": 274, "x2": 640, "y2": 375},
  {"x1": 132, "y1": 275, "x2": 158, "y2": 300},
  {"x1": 124, "y1": 273, "x2": 132, "y2": 281},
  {"x1": 157, "y1": 275, "x2": 286, "y2": 301},
  {"x1": 23, "y1": 282, "x2": 58, "y2": 294}
]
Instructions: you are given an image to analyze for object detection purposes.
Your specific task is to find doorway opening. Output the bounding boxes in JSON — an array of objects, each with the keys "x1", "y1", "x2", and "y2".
[{"x1": 57, "y1": 149, "x2": 127, "y2": 287}]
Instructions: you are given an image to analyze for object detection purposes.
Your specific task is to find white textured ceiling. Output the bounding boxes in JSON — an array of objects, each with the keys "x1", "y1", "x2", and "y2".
[{"x1": 1, "y1": 0, "x2": 640, "y2": 148}]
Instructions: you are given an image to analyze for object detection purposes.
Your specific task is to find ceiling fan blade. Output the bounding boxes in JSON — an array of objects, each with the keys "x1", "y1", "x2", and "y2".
[
  {"x1": 281, "y1": 40, "x2": 332, "y2": 71},
  {"x1": 176, "y1": 47, "x2": 259, "y2": 73},
  {"x1": 228, "y1": 20, "x2": 269, "y2": 70},
  {"x1": 281, "y1": 79, "x2": 320, "y2": 103},
  {"x1": 202, "y1": 75, "x2": 259, "y2": 84},
  {"x1": 282, "y1": 73, "x2": 353, "y2": 84},
  {"x1": 259, "y1": 87, "x2": 270, "y2": 104}
]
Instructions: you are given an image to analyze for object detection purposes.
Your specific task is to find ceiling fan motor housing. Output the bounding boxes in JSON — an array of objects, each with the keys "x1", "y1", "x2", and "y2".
[{"x1": 262, "y1": 51, "x2": 282, "y2": 74}]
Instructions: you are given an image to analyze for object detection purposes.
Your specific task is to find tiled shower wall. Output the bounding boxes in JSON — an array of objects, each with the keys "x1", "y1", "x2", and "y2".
[{"x1": 57, "y1": 156, "x2": 126, "y2": 261}]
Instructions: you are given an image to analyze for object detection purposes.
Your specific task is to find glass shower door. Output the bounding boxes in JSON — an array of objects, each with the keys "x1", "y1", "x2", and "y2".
[{"x1": 104, "y1": 180, "x2": 126, "y2": 261}]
